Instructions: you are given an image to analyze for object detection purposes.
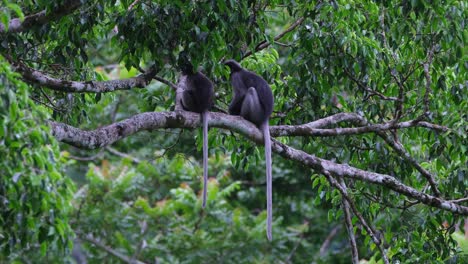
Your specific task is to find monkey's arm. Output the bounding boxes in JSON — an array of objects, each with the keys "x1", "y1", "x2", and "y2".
[
  {"x1": 228, "y1": 93, "x2": 245, "y2": 115},
  {"x1": 181, "y1": 90, "x2": 197, "y2": 111},
  {"x1": 254, "y1": 80, "x2": 274, "y2": 118},
  {"x1": 228, "y1": 72, "x2": 249, "y2": 115}
]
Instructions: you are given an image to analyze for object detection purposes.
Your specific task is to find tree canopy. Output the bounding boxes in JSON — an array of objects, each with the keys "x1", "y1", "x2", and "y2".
[{"x1": 0, "y1": 0, "x2": 467, "y2": 263}]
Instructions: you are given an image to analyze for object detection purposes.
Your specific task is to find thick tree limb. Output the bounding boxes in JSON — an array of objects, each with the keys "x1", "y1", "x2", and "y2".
[
  {"x1": 273, "y1": 138, "x2": 464, "y2": 213},
  {"x1": 10, "y1": 60, "x2": 158, "y2": 93},
  {"x1": 0, "y1": 0, "x2": 82, "y2": 34},
  {"x1": 273, "y1": 113, "x2": 442, "y2": 196},
  {"x1": 49, "y1": 111, "x2": 468, "y2": 215},
  {"x1": 174, "y1": 75, "x2": 187, "y2": 111}
]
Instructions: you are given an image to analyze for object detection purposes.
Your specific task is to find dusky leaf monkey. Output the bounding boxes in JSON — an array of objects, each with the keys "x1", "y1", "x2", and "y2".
[
  {"x1": 224, "y1": 59, "x2": 274, "y2": 240},
  {"x1": 179, "y1": 61, "x2": 214, "y2": 208}
]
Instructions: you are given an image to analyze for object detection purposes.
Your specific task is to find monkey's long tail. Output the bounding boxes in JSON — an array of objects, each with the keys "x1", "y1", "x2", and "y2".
[
  {"x1": 202, "y1": 111, "x2": 209, "y2": 208},
  {"x1": 263, "y1": 122, "x2": 272, "y2": 241}
]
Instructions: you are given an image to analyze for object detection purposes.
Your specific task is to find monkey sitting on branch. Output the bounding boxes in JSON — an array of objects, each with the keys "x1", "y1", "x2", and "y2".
[
  {"x1": 224, "y1": 59, "x2": 274, "y2": 241},
  {"x1": 178, "y1": 60, "x2": 214, "y2": 208}
]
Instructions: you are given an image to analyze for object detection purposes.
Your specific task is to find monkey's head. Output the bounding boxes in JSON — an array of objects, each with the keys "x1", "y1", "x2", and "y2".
[
  {"x1": 178, "y1": 52, "x2": 195, "y2": 75},
  {"x1": 223, "y1": 59, "x2": 243, "y2": 72}
]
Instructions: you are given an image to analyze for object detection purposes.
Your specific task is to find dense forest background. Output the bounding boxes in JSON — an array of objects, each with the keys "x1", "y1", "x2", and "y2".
[{"x1": 0, "y1": 0, "x2": 467, "y2": 263}]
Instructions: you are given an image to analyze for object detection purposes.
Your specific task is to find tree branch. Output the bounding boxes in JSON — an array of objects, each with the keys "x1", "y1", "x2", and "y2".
[
  {"x1": 9, "y1": 59, "x2": 157, "y2": 93},
  {"x1": 273, "y1": 112, "x2": 442, "y2": 196},
  {"x1": 79, "y1": 233, "x2": 147, "y2": 264},
  {"x1": 154, "y1": 76, "x2": 177, "y2": 90},
  {"x1": 339, "y1": 178, "x2": 359, "y2": 264},
  {"x1": 319, "y1": 226, "x2": 341, "y2": 256},
  {"x1": 106, "y1": 147, "x2": 141, "y2": 164},
  {"x1": 325, "y1": 173, "x2": 388, "y2": 264},
  {"x1": 243, "y1": 17, "x2": 305, "y2": 58},
  {"x1": 344, "y1": 67, "x2": 399, "y2": 101},
  {"x1": 450, "y1": 197, "x2": 468, "y2": 204},
  {"x1": 270, "y1": 114, "x2": 447, "y2": 137},
  {"x1": 377, "y1": 131, "x2": 441, "y2": 197},
  {"x1": 49, "y1": 111, "x2": 468, "y2": 216},
  {"x1": 0, "y1": 0, "x2": 83, "y2": 34},
  {"x1": 422, "y1": 44, "x2": 436, "y2": 113}
]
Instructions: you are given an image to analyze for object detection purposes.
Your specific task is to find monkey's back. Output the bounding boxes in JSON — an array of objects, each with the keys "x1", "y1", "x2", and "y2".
[
  {"x1": 187, "y1": 72, "x2": 214, "y2": 113},
  {"x1": 240, "y1": 70, "x2": 274, "y2": 121}
]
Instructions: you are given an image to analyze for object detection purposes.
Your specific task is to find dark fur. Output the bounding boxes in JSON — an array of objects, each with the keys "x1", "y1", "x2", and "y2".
[
  {"x1": 180, "y1": 71, "x2": 214, "y2": 208},
  {"x1": 181, "y1": 72, "x2": 214, "y2": 113},
  {"x1": 225, "y1": 60, "x2": 273, "y2": 125},
  {"x1": 224, "y1": 59, "x2": 274, "y2": 241}
]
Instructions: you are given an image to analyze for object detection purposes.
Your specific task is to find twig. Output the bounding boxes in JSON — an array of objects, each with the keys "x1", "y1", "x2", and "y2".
[
  {"x1": 79, "y1": 233, "x2": 147, "y2": 264},
  {"x1": 271, "y1": 118, "x2": 448, "y2": 137},
  {"x1": 30, "y1": 97, "x2": 65, "y2": 113},
  {"x1": 377, "y1": 131, "x2": 441, "y2": 197},
  {"x1": 154, "y1": 130, "x2": 183, "y2": 159},
  {"x1": 111, "y1": 95, "x2": 122, "y2": 123},
  {"x1": 130, "y1": 221, "x2": 148, "y2": 263},
  {"x1": 285, "y1": 231, "x2": 304, "y2": 263},
  {"x1": 422, "y1": 44, "x2": 436, "y2": 114},
  {"x1": 154, "y1": 76, "x2": 177, "y2": 90},
  {"x1": 212, "y1": 105, "x2": 228, "y2": 114},
  {"x1": 68, "y1": 151, "x2": 104, "y2": 161},
  {"x1": 380, "y1": 9, "x2": 405, "y2": 120},
  {"x1": 128, "y1": 0, "x2": 141, "y2": 10},
  {"x1": 344, "y1": 68, "x2": 399, "y2": 101},
  {"x1": 243, "y1": 17, "x2": 305, "y2": 58},
  {"x1": 135, "y1": 64, "x2": 177, "y2": 91},
  {"x1": 362, "y1": 192, "x2": 419, "y2": 210},
  {"x1": 339, "y1": 178, "x2": 359, "y2": 264},
  {"x1": 323, "y1": 171, "x2": 389, "y2": 264},
  {"x1": 319, "y1": 226, "x2": 341, "y2": 256},
  {"x1": 449, "y1": 197, "x2": 468, "y2": 204},
  {"x1": 73, "y1": 186, "x2": 88, "y2": 222},
  {"x1": 106, "y1": 147, "x2": 141, "y2": 164},
  {"x1": 39, "y1": 87, "x2": 60, "y2": 108}
]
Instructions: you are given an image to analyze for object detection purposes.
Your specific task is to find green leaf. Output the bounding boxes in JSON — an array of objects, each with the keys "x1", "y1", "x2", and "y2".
[
  {"x1": 7, "y1": 3, "x2": 24, "y2": 21},
  {"x1": 0, "y1": 12, "x2": 9, "y2": 31}
]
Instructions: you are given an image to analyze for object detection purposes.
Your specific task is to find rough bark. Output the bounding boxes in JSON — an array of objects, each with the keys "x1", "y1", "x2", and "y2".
[
  {"x1": 49, "y1": 111, "x2": 468, "y2": 216},
  {"x1": 10, "y1": 61, "x2": 157, "y2": 93},
  {"x1": 0, "y1": 0, "x2": 83, "y2": 34}
]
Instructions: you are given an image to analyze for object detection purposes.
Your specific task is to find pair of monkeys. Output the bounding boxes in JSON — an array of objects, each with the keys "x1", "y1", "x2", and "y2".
[{"x1": 180, "y1": 59, "x2": 274, "y2": 241}]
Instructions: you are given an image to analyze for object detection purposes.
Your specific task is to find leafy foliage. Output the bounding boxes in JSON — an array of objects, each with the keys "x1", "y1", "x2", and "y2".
[
  {"x1": 0, "y1": 0, "x2": 467, "y2": 263},
  {"x1": 75, "y1": 157, "x2": 296, "y2": 263},
  {"x1": 0, "y1": 55, "x2": 74, "y2": 259}
]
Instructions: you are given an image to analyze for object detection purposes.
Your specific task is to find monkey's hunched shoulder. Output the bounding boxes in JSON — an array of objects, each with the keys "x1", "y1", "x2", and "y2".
[
  {"x1": 242, "y1": 71, "x2": 274, "y2": 114},
  {"x1": 182, "y1": 72, "x2": 214, "y2": 113}
]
